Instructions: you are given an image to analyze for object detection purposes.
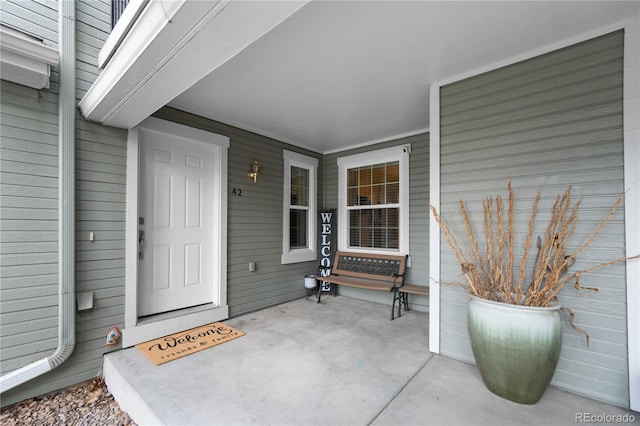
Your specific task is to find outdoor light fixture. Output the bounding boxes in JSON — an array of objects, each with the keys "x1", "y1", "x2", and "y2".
[{"x1": 249, "y1": 161, "x2": 261, "y2": 183}]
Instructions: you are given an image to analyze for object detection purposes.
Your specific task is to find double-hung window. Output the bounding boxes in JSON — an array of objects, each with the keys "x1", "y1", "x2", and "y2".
[
  {"x1": 282, "y1": 150, "x2": 318, "y2": 264},
  {"x1": 337, "y1": 145, "x2": 410, "y2": 254}
]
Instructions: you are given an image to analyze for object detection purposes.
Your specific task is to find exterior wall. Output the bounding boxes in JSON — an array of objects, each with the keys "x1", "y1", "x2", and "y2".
[
  {"x1": 1, "y1": 81, "x2": 60, "y2": 374},
  {"x1": 1, "y1": 0, "x2": 129, "y2": 407},
  {"x1": 323, "y1": 133, "x2": 430, "y2": 311},
  {"x1": 438, "y1": 31, "x2": 628, "y2": 407},
  {"x1": 1, "y1": 0, "x2": 60, "y2": 401},
  {"x1": 153, "y1": 107, "x2": 323, "y2": 317}
]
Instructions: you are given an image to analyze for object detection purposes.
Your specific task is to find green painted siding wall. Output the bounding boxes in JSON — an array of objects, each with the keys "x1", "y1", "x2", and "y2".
[
  {"x1": 1, "y1": 80, "x2": 60, "y2": 374},
  {"x1": 323, "y1": 133, "x2": 430, "y2": 311},
  {"x1": 154, "y1": 107, "x2": 324, "y2": 317},
  {"x1": 438, "y1": 31, "x2": 628, "y2": 407},
  {"x1": 1, "y1": 0, "x2": 128, "y2": 407}
]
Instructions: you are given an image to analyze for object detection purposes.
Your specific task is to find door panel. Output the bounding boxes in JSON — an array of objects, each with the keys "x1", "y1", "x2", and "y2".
[{"x1": 138, "y1": 129, "x2": 215, "y2": 316}]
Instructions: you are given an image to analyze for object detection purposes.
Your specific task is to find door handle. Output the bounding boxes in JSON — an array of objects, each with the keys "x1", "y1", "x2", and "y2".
[{"x1": 138, "y1": 230, "x2": 145, "y2": 260}]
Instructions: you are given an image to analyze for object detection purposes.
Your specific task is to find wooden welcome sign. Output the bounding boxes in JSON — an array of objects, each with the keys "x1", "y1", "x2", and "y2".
[{"x1": 318, "y1": 209, "x2": 337, "y2": 296}]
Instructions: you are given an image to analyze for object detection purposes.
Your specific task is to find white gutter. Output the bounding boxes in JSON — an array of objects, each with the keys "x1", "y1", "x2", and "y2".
[{"x1": 0, "y1": 0, "x2": 76, "y2": 394}]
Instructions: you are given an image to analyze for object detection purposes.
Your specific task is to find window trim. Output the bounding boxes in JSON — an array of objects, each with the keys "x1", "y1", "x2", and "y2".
[
  {"x1": 282, "y1": 150, "x2": 318, "y2": 264},
  {"x1": 337, "y1": 145, "x2": 410, "y2": 255}
]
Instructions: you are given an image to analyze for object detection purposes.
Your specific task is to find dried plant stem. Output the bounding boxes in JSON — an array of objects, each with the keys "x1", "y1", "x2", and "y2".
[
  {"x1": 515, "y1": 193, "x2": 540, "y2": 302},
  {"x1": 506, "y1": 180, "x2": 515, "y2": 303},
  {"x1": 460, "y1": 200, "x2": 486, "y2": 295},
  {"x1": 430, "y1": 205, "x2": 480, "y2": 297}
]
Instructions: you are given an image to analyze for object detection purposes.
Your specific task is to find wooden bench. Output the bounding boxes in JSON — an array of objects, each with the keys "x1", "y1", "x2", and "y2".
[
  {"x1": 396, "y1": 283, "x2": 430, "y2": 318},
  {"x1": 317, "y1": 251, "x2": 407, "y2": 320}
]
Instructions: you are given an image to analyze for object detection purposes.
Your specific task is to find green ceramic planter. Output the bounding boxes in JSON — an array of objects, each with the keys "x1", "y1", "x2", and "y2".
[{"x1": 467, "y1": 295, "x2": 562, "y2": 404}]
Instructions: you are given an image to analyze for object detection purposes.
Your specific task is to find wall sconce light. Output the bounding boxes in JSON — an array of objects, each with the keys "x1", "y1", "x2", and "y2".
[{"x1": 248, "y1": 161, "x2": 261, "y2": 183}]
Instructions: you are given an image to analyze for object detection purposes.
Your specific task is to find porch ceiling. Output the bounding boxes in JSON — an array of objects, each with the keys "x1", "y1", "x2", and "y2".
[{"x1": 82, "y1": 1, "x2": 639, "y2": 154}]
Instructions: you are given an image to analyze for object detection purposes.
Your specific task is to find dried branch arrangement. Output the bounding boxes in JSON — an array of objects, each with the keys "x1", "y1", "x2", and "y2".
[{"x1": 430, "y1": 181, "x2": 638, "y2": 308}]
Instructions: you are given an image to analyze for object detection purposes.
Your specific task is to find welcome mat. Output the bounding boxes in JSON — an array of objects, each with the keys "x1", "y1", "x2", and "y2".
[{"x1": 135, "y1": 322, "x2": 245, "y2": 366}]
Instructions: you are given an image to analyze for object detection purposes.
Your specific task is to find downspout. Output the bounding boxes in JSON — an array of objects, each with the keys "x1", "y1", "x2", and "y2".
[{"x1": 0, "y1": 0, "x2": 76, "y2": 394}]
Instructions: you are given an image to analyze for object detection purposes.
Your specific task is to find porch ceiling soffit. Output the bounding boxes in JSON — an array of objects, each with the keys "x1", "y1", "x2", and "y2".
[{"x1": 78, "y1": 0, "x2": 309, "y2": 129}]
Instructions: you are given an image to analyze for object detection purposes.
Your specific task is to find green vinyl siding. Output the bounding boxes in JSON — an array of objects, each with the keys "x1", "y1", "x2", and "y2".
[
  {"x1": 438, "y1": 30, "x2": 628, "y2": 407},
  {"x1": 153, "y1": 107, "x2": 324, "y2": 317},
  {"x1": 323, "y1": 133, "x2": 429, "y2": 311},
  {"x1": 0, "y1": 80, "x2": 60, "y2": 376},
  {"x1": 1, "y1": 0, "x2": 128, "y2": 407}
]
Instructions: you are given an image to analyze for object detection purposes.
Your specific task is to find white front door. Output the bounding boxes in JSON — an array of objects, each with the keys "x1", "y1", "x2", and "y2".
[{"x1": 138, "y1": 128, "x2": 216, "y2": 316}]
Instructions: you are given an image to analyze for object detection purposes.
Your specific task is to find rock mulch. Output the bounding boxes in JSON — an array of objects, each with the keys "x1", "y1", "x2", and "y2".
[{"x1": 0, "y1": 376, "x2": 135, "y2": 426}]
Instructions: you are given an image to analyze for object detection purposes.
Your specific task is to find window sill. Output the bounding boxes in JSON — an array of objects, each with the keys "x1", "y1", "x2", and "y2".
[{"x1": 282, "y1": 249, "x2": 316, "y2": 264}]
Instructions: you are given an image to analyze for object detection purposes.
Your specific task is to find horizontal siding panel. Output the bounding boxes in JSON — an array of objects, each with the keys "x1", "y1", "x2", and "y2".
[
  {"x1": 551, "y1": 370, "x2": 628, "y2": 408},
  {"x1": 0, "y1": 125, "x2": 58, "y2": 147},
  {"x1": 0, "y1": 0, "x2": 58, "y2": 44},
  {"x1": 1, "y1": 340, "x2": 58, "y2": 367},
  {"x1": 75, "y1": 180, "x2": 126, "y2": 195},
  {"x1": 0, "y1": 137, "x2": 58, "y2": 157},
  {"x1": 0, "y1": 285, "x2": 58, "y2": 304},
  {"x1": 441, "y1": 45, "x2": 623, "y2": 114},
  {"x1": 441, "y1": 30, "x2": 623, "y2": 99},
  {"x1": 75, "y1": 169, "x2": 126, "y2": 185},
  {"x1": 0, "y1": 90, "x2": 58, "y2": 116},
  {"x1": 1, "y1": 104, "x2": 59, "y2": 127},
  {"x1": 0, "y1": 252, "x2": 57, "y2": 267},
  {"x1": 76, "y1": 277, "x2": 127, "y2": 292},
  {"x1": 0, "y1": 275, "x2": 57, "y2": 291},
  {"x1": 0, "y1": 316, "x2": 57, "y2": 337},
  {"x1": 75, "y1": 149, "x2": 125, "y2": 167},
  {"x1": 76, "y1": 199, "x2": 125, "y2": 213},
  {"x1": 76, "y1": 159, "x2": 126, "y2": 175},
  {"x1": 0, "y1": 207, "x2": 56, "y2": 220},
  {"x1": 1, "y1": 294, "x2": 58, "y2": 315},
  {"x1": 1, "y1": 306, "x2": 57, "y2": 326},
  {"x1": 76, "y1": 249, "x2": 125, "y2": 262},
  {"x1": 441, "y1": 102, "x2": 621, "y2": 146},
  {"x1": 76, "y1": 190, "x2": 125, "y2": 204},
  {"x1": 0, "y1": 220, "x2": 57, "y2": 232},
  {"x1": 1, "y1": 194, "x2": 57, "y2": 209},
  {"x1": 76, "y1": 267, "x2": 125, "y2": 283},
  {"x1": 76, "y1": 137, "x2": 127, "y2": 156},
  {"x1": 0, "y1": 242, "x2": 58, "y2": 255},
  {"x1": 76, "y1": 9, "x2": 110, "y2": 34}
]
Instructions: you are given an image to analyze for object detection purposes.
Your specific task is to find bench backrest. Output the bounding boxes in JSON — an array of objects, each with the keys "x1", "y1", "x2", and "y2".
[{"x1": 331, "y1": 251, "x2": 407, "y2": 283}]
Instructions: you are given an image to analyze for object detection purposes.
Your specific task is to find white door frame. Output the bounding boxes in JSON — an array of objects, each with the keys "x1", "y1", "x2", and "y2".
[
  {"x1": 123, "y1": 117, "x2": 230, "y2": 347},
  {"x1": 429, "y1": 17, "x2": 639, "y2": 410}
]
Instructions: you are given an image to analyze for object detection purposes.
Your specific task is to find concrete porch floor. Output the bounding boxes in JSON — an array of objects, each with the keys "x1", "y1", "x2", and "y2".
[{"x1": 104, "y1": 296, "x2": 638, "y2": 425}]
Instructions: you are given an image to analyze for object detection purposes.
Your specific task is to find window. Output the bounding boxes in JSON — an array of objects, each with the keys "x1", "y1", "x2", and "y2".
[
  {"x1": 338, "y1": 145, "x2": 410, "y2": 254},
  {"x1": 282, "y1": 150, "x2": 318, "y2": 264}
]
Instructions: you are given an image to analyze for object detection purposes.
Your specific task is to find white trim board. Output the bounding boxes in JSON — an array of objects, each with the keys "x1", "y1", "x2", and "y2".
[
  {"x1": 123, "y1": 117, "x2": 230, "y2": 347},
  {"x1": 428, "y1": 17, "x2": 640, "y2": 410}
]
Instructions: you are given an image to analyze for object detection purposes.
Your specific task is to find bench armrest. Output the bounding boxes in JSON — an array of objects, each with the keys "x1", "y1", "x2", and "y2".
[{"x1": 392, "y1": 273, "x2": 404, "y2": 288}]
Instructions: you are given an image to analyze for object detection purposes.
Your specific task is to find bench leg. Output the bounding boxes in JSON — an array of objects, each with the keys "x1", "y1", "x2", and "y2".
[
  {"x1": 402, "y1": 292, "x2": 410, "y2": 312},
  {"x1": 391, "y1": 289, "x2": 399, "y2": 320}
]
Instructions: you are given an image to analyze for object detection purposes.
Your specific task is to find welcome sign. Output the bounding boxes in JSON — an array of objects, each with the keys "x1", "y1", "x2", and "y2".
[
  {"x1": 136, "y1": 322, "x2": 244, "y2": 365},
  {"x1": 318, "y1": 209, "x2": 337, "y2": 295}
]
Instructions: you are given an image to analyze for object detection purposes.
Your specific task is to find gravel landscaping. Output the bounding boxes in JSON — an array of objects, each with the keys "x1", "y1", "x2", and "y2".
[{"x1": 0, "y1": 376, "x2": 135, "y2": 426}]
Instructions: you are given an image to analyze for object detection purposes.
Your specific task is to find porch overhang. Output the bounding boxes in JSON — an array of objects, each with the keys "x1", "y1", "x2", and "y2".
[{"x1": 78, "y1": 0, "x2": 309, "y2": 129}]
